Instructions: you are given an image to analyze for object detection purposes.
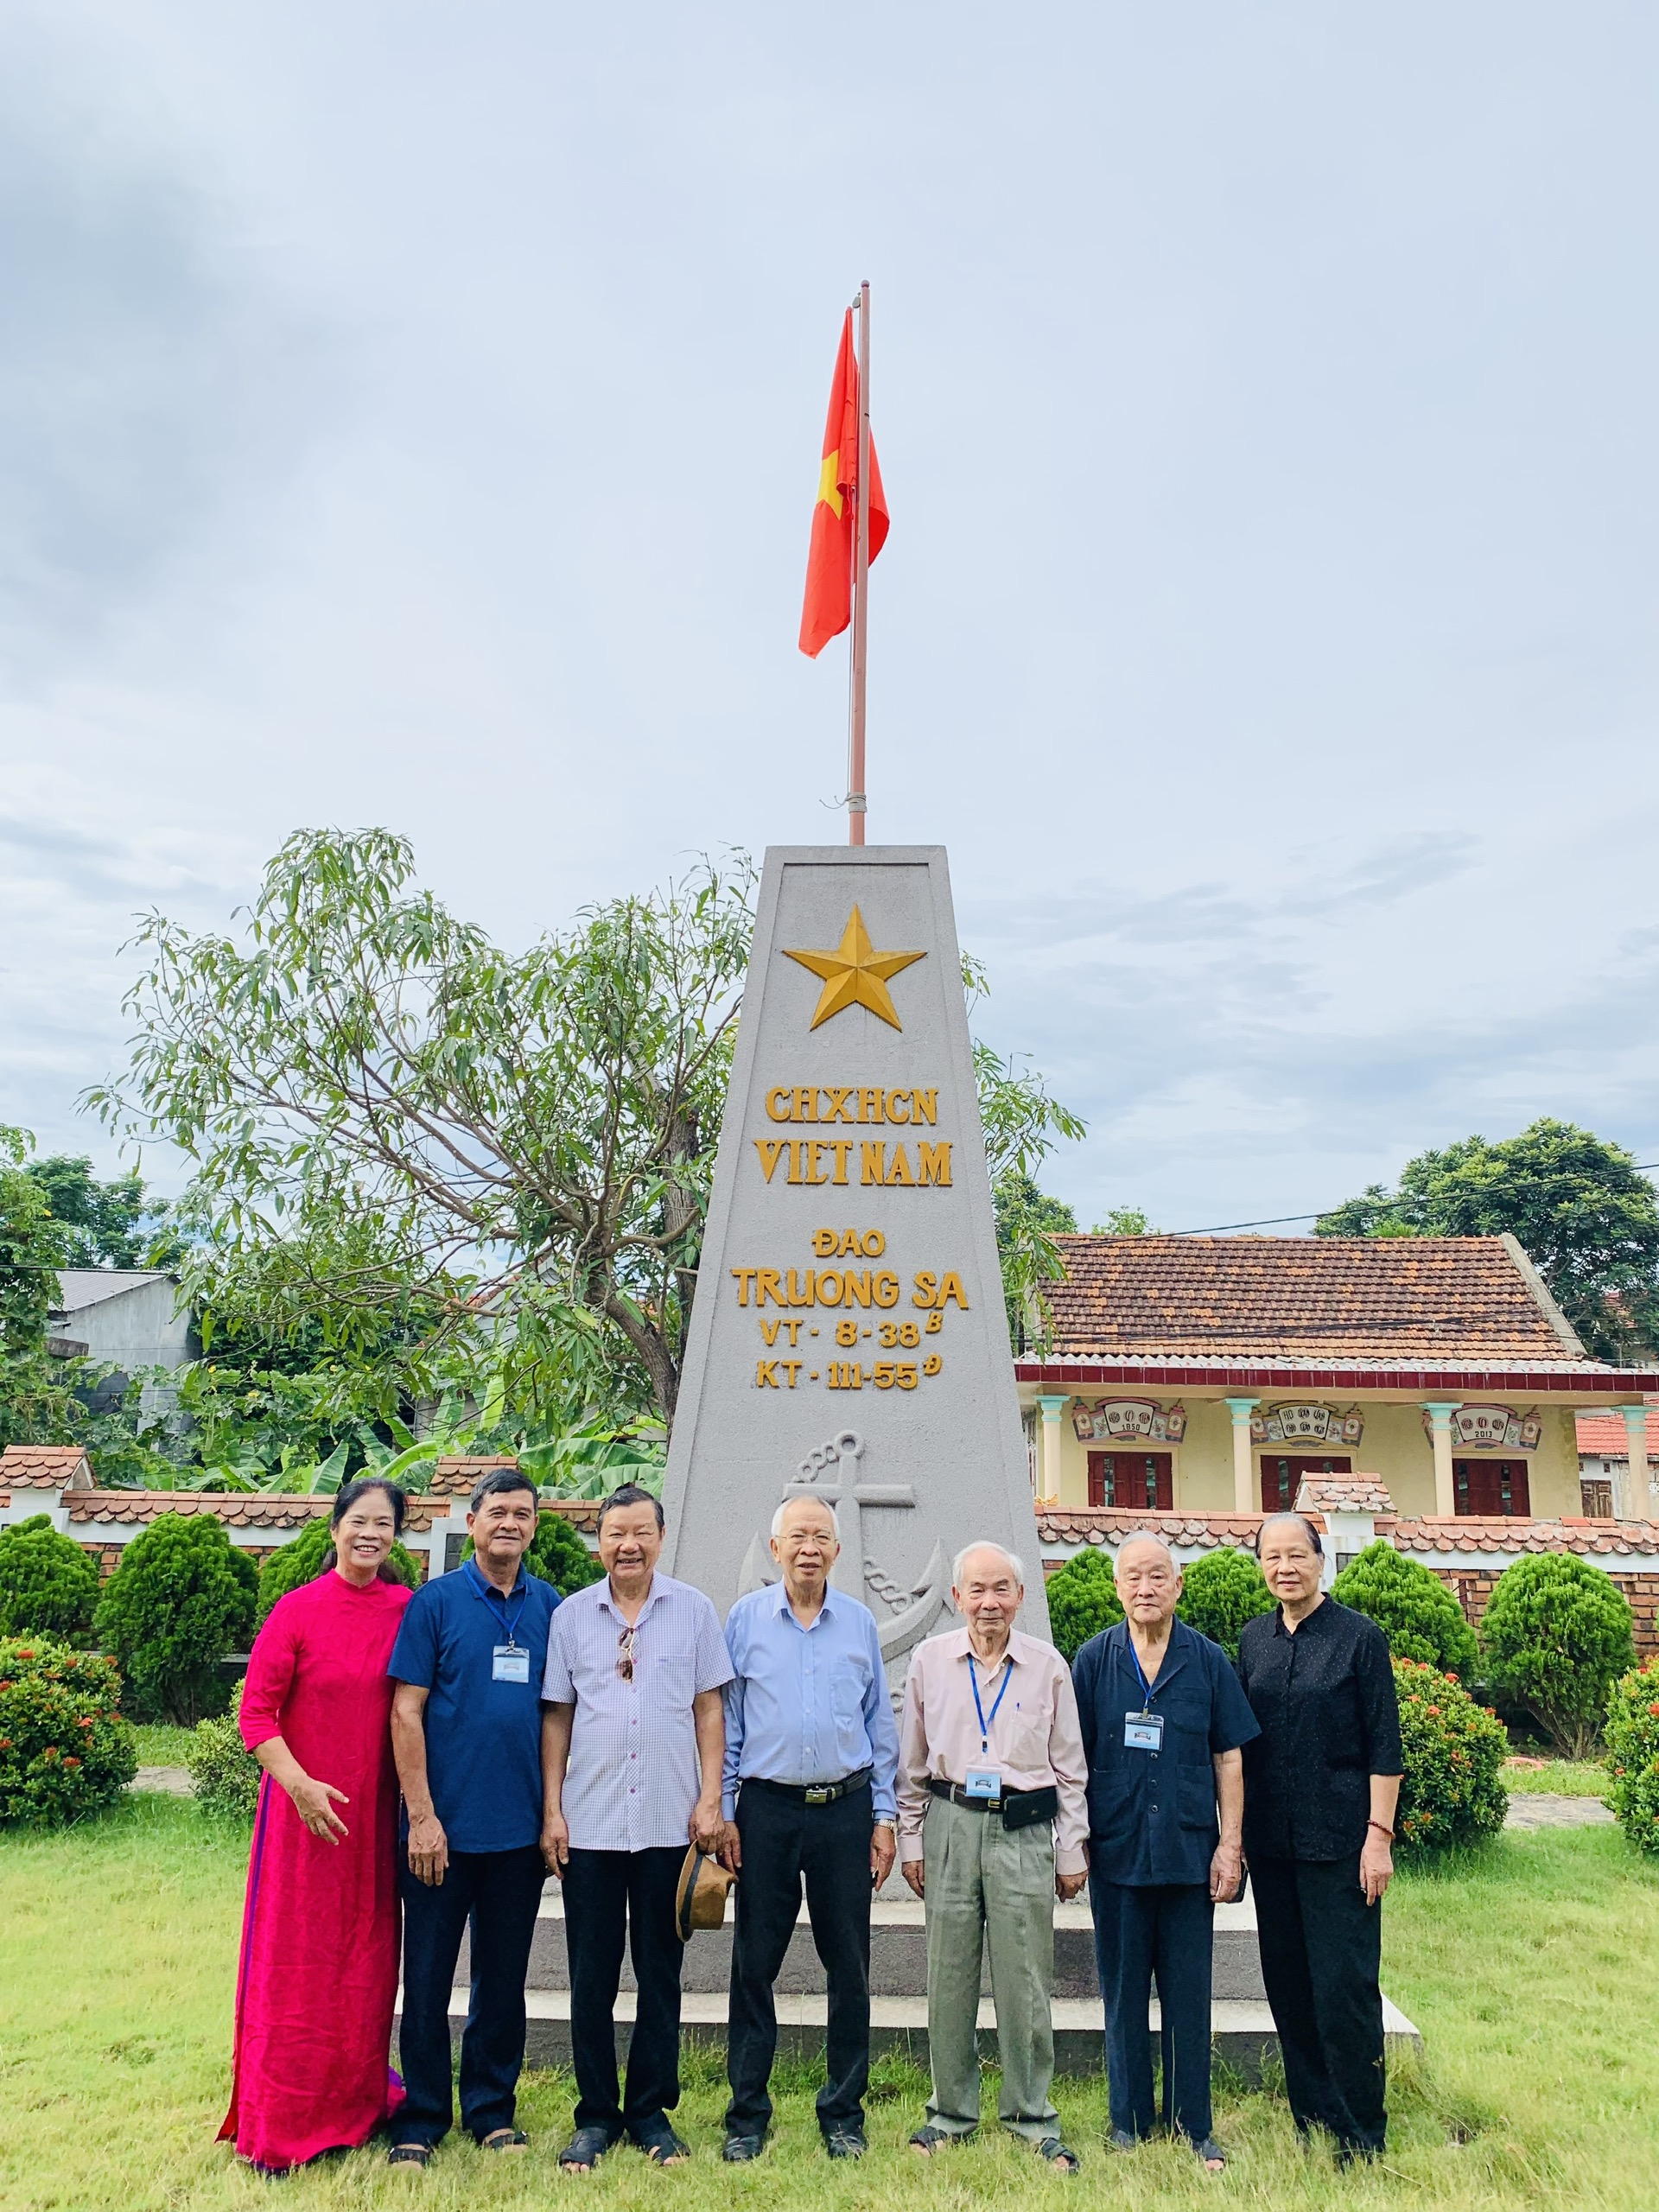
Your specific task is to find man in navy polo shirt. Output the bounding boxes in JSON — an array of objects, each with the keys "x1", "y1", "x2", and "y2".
[
  {"x1": 1071, "y1": 1535, "x2": 1259, "y2": 2173},
  {"x1": 387, "y1": 1468, "x2": 562, "y2": 2166}
]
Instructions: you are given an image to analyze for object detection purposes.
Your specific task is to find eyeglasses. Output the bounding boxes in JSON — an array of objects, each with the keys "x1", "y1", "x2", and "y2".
[{"x1": 617, "y1": 1627, "x2": 637, "y2": 1682}]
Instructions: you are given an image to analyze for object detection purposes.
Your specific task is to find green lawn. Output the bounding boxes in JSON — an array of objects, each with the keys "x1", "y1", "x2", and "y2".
[
  {"x1": 1499, "y1": 1758, "x2": 1611, "y2": 1799},
  {"x1": 2, "y1": 1796, "x2": 1656, "y2": 2209},
  {"x1": 132, "y1": 1723, "x2": 197, "y2": 1766}
]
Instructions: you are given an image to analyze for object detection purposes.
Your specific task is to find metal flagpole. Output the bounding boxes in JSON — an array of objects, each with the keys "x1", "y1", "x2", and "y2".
[{"x1": 848, "y1": 279, "x2": 871, "y2": 846}]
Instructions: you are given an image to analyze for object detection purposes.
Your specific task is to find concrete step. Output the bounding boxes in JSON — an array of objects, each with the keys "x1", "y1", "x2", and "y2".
[
  {"x1": 461, "y1": 1889, "x2": 1269, "y2": 2003},
  {"x1": 397, "y1": 1987, "x2": 1421, "y2": 2082}
]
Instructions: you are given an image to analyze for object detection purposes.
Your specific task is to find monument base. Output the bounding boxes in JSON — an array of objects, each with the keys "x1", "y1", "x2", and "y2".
[{"x1": 397, "y1": 1882, "x2": 1421, "y2": 2085}]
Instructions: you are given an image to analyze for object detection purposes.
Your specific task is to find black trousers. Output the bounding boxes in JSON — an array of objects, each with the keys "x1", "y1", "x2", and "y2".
[
  {"x1": 397, "y1": 1843, "x2": 547, "y2": 2145},
  {"x1": 725, "y1": 1781, "x2": 874, "y2": 2138},
  {"x1": 1089, "y1": 1873, "x2": 1215, "y2": 2144},
  {"x1": 1250, "y1": 1854, "x2": 1386, "y2": 2156},
  {"x1": 562, "y1": 1846, "x2": 686, "y2": 2142}
]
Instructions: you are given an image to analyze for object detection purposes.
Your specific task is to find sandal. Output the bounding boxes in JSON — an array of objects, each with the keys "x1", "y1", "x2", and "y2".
[
  {"x1": 638, "y1": 2130, "x2": 690, "y2": 2166},
  {"x1": 1035, "y1": 2136, "x2": 1080, "y2": 2171},
  {"x1": 559, "y1": 2126, "x2": 615, "y2": 2172},
  {"x1": 386, "y1": 2142, "x2": 433, "y2": 2168},
  {"x1": 908, "y1": 2125, "x2": 961, "y2": 2155},
  {"x1": 482, "y1": 2129, "x2": 529, "y2": 2152},
  {"x1": 1193, "y1": 2135, "x2": 1227, "y2": 2171}
]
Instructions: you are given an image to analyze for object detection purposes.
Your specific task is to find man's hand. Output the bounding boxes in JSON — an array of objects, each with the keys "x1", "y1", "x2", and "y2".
[
  {"x1": 901, "y1": 1856, "x2": 925, "y2": 1900},
  {"x1": 1359, "y1": 1831, "x2": 1393, "y2": 1907},
  {"x1": 289, "y1": 1774, "x2": 349, "y2": 1843},
  {"x1": 1055, "y1": 1866, "x2": 1088, "y2": 1903},
  {"x1": 690, "y1": 1792, "x2": 724, "y2": 1854},
  {"x1": 406, "y1": 1808, "x2": 449, "y2": 1887},
  {"x1": 871, "y1": 1822, "x2": 897, "y2": 1889},
  {"x1": 540, "y1": 1808, "x2": 569, "y2": 1878},
  {"x1": 1209, "y1": 1840, "x2": 1243, "y2": 1904},
  {"x1": 718, "y1": 1820, "x2": 742, "y2": 1874}
]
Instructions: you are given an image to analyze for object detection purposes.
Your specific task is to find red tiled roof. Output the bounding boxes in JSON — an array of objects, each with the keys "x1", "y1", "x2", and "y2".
[
  {"x1": 1036, "y1": 1506, "x2": 1272, "y2": 1549},
  {"x1": 1040, "y1": 1235, "x2": 1599, "y2": 1367},
  {"x1": 429, "y1": 1455, "x2": 520, "y2": 1497},
  {"x1": 1577, "y1": 1407, "x2": 1659, "y2": 1457},
  {"x1": 1296, "y1": 1475, "x2": 1395, "y2": 1516},
  {"x1": 61, "y1": 1491, "x2": 448, "y2": 1530},
  {"x1": 1384, "y1": 1514, "x2": 1659, "y2": 1559},
  {"x1": 0, "y1": 1444, "x2": 93, "y2": 1490}
]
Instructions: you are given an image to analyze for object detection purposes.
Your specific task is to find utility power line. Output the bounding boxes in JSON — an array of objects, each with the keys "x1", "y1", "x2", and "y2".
[{"x1": 1164, "y1": 1160, "x2": 1659, "y2": 1239}]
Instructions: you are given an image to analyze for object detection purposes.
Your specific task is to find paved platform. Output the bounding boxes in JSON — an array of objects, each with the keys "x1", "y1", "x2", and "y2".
[{"x1": 1504, "y1": 1792, "x2": 1614, "y2": 1829}]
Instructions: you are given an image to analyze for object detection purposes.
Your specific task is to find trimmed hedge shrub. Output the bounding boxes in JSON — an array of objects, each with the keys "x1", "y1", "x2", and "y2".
[
  {"x1": 0, "y1": 1636, "x2": 137, "y2": 1826},
  {"x1": 1176, "y1": 1548, "x2": 1273, "y2": 1662},
  {"x1": 0, "y1": 1515, "x2": 101, "y2": 1645},
  {"x1": 95, "y1": 1513, "x2": 257, "y2": 1726},
  {"x1": 460, "y1": 1512, "x2": 604, "y2": 1595},
  {"x1": 1393, "y1": 1656, "x2": 1509, "y2": 1854},
  {"x1": 256, "y1": 1516, "x2": 421, "y2": 1628},
  {"x1": 1480, "y1": 1554, "x2": 1636, "y2": 1758},
  {"x1": 1604, "y1": 1658, "x2": 1659, "y2": 1855},
  {"x1": 1332, "y1": 1541, "x2": 1478, "y2": 1678},
  {"x1": 188, "y1": 1682, "x2": 263, "y2": 1823},
  {"x1": 1048, "y1": 1548, "x2": 1123, "y2": 1662}
]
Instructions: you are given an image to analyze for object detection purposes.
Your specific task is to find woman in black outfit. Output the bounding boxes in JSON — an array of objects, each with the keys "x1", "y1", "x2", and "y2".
[{"x1": 1235, "y1": 1512, "x2": 1403, "y2": 2164}]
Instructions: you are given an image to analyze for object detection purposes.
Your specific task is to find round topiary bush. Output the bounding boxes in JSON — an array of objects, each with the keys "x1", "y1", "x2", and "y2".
[
  {"x1": 526, "y1": 1513, "x2": 603, "y2": 1594},
  {"x1": 1047, "y1": 1548, "x2": 1123, "y2": 1662},
  {"x1": 1604, "y1": 1658, "x2": 1659, "y2": 1855},
  {"x1": 0, "y1": 1515, "x2": 102, "y2": 1645},
  {"x1": 1393, "y1": 1656, "x2": 1510, "y2": 1854},
  {"x1": 1480, "y1": 1554, "x2": 1636, "y2": 1759},
  {"x1": 94, "y1": 1513, "x2": 258, "y2": 1726},
  {"x1": 0, "y1": 1636, "x2": 137, "y2": 1826},
  {"x1": 1332, "y1": 1541, "x2": 1479, "y2": 1678},
  {"x1": 187, "y1": 1681, "x2": 263, "y2": 1823},
  {"x1": 256, "y1": 1515, "x2": 421, "y2": 1628},
  {"x1": 1176, "y1": 1548, "x2": 1274, "y2": 1661}
]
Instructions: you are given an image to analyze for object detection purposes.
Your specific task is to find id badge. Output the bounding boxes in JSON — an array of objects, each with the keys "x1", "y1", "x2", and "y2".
[
  {"x1": 493, "y1": 1643, "x2": 531, "y2": 1684},
  {"x1": 1123, "y1": 1711, "x2": 1164, "y2": 1751},
  {"x1": 964, "y1": 1765, "x2": 1002, "y2": 1799}
]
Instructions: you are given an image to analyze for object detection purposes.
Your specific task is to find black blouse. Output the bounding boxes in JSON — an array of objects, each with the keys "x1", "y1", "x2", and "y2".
[{"x1": 1235, "y1": 1598, "x2": 1403, "y2": 1863}]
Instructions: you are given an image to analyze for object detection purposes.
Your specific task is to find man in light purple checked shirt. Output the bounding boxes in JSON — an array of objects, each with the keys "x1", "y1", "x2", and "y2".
[{"x1": 540, "y1": 1484, "x2": 733, "y2": 2173}]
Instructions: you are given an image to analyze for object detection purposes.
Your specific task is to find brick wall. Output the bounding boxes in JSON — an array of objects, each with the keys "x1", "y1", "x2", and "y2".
[{"x1": 1430, "y1": 1566, "x2": 1659, "y2": 1658}]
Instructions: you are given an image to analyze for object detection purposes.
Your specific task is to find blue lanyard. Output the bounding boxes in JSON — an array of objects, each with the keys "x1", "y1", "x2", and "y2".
[
  {"x1": 1127, "y1": 1636, "x2": 1160, "y2": 1713},
  {"x1": 969, "y1": 1655, "x2": 1014, "y2": 1751},
  {"x1": 467, "y1": 1560, "x2": 528, "y2": 1647}
]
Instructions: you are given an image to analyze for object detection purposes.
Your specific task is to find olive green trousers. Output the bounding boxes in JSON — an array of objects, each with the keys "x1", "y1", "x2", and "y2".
[{"x1": 920, "y1": 1793, "x2": 1059, "y2": 2142}]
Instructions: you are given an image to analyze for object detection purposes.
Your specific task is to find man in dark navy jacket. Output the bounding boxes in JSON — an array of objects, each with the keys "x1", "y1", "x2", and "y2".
[{"x1": 1072, "y1": 1535, "x2": 1259, "y2": 2171}]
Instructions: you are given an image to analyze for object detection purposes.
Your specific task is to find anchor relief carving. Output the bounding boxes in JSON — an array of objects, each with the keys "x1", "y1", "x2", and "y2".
[{"x1": 737, "y1": 1428, "x2": 953, "y2": 1687}]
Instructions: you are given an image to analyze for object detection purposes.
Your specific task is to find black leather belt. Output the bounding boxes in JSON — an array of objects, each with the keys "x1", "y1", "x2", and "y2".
[
  {"x1": 930, "y1": 1778, "x2": 1059, "y2": 1830},
  {"x1": 742, "y1": 1768, "x2": 872, "y2": 1808}
]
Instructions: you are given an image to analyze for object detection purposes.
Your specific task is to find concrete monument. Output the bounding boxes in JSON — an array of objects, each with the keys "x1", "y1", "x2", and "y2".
[{"x1": 664, "y1": 844, "x2": 1047, "y2": 1673}]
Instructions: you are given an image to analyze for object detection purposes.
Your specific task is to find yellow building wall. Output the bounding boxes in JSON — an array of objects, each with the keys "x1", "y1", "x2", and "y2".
[{"x1": 1030, "y1": 1391, "x2": 1591, "y2": 1520}]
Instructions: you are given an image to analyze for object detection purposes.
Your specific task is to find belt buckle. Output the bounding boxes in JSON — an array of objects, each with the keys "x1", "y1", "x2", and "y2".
[{"x1": 804, "y1": 1785, "x2": 832, "y2": 1806}]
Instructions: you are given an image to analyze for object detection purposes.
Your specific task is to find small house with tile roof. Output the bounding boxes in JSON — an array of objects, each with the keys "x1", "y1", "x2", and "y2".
[{"x1": 1016, "y1": 1232, "x2": 1658, "y2": 1524}]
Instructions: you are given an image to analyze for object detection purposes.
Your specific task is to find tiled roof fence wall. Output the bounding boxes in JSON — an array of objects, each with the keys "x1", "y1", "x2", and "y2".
[
  {"x1": 1035, "y1": 1503, "x2": 1659, "y2": 1656},
  {"x1": 1040, "y1": 1234, "x2": 1592, "y2": 1366},
  {"x1": 0, "y1": 1445, "x2": 93, "y2": 1490}
]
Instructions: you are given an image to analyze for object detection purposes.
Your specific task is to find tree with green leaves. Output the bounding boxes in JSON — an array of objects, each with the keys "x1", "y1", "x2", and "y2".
[
  {"x1": 1316, "y1": 1119, "x2": 1659, "y2": 1361},
  {"x1": 1331, "y1": 1541, "x2": 1478, "y2": 1678},
  {"x1": 0, "y1": 1515, "x2": 102, "y2": 1643},
  {"x1": 95, "y1": 1513, "x2": 258, "y2": 1724},
  {"x1": 0, "y1": 1127, "x2": 78, "y2": 1453},
  {"x1": 22, "y1": 1155, "x2": 179, "y2": 1269},
  {"x1": 95, "y1": 832, "x2": 1085, "y2": 1433}
]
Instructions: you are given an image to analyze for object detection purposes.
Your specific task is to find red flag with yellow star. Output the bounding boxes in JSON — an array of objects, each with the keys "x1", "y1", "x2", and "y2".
[{"x1": 798, "y1": 309, "x2": 889, "y2": 658}]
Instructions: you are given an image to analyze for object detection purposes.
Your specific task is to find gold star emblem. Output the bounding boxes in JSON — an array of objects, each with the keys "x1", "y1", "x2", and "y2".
[{"x1": 783, "y1": 906, "x2": 927, "y2": 1031}]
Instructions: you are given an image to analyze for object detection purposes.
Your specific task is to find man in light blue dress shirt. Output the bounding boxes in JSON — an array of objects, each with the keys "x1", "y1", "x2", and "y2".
[{"x1": 717, "y1": 1491, "x2": 900, "y2": 2163}]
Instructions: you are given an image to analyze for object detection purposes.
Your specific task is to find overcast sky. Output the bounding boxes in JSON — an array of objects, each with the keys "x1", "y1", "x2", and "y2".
[{"x1": 3, "y1": 3, "x2": 1656, "y2": 1233}]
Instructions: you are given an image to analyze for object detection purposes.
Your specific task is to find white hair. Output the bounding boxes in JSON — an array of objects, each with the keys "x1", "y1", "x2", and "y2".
[
  {"x1": 772, "y1": 1495, "x2": 841, "y2": 1540},
  {"x1": 952, "y1": 1541, "x2": 1025, "y2": 1586},
  {"x1": 1114, "y1": 1533, "x2": 1179, "y2": 1575}
]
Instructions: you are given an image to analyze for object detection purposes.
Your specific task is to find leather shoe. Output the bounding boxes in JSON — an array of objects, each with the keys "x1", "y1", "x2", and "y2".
[
  {"x1": 722, "y1": 2134, "x2": 766, "y2": 2163},
  {"x1": 824, "y1": 2129, "x2": 866, "y2": 2159}
]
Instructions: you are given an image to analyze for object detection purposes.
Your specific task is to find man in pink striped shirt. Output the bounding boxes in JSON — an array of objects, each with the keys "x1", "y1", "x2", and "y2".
[{"x1": 898, "y1": 1542, "x2": 1088, "y2": 2170}]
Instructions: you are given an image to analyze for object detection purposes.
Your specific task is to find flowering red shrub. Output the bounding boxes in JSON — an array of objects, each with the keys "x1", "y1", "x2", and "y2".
[
  {"x1": 1605, "y1": 1659, "x2": 1659, "y2": 1856},
  {"x1": 0, "y1": 1637, "x2": 137, "y2": 1827},
  {"x1": 1394, "y1": 1656, "x2": 1509, "y2": 1854}
]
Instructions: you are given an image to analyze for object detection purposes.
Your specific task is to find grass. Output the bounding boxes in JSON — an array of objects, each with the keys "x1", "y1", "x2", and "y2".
[
  {"x1": 1500, "y1": 1758, "x2": 1611, "y2": 1798},
  {"x1": 3, "y1": 1797, "x2": 1657, "y2": 2209},
  {"x1": 132, "y1": 1723, "x2": 197, "y2": 1766}
]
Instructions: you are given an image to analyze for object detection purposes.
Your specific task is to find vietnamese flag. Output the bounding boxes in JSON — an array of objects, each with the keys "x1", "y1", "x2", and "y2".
[{"x1": 798, "y1": 309, "x2": 889, "y2": 658}]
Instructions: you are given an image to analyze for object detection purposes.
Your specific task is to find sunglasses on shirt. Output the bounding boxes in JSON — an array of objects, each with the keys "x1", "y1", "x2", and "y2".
[{"x1": 618, "y1": 1626, "x2": 637, "y2": 1681}]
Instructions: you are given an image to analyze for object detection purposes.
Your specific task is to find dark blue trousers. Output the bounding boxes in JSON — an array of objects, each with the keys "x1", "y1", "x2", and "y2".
[
  {"x1": 1089, "y1": 1873, "x2": 1215, "y2": 2145},
  {"x1": 397, "y1": 1844, "x2": 547, "y2": 2145}
]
